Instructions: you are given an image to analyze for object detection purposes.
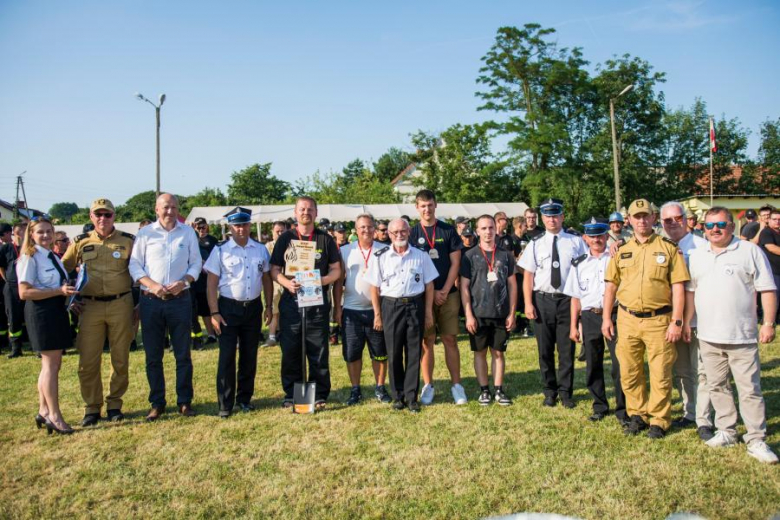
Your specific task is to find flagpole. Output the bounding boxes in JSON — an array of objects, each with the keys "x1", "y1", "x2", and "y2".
[{"x1": 709, "y1": 116, "x2": 714, "y2": 207}]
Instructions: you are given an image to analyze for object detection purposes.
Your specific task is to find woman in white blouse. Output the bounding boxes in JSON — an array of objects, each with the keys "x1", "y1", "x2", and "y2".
[{"x1": 16, "y1": 218, "x2": 78, "y2": 435}]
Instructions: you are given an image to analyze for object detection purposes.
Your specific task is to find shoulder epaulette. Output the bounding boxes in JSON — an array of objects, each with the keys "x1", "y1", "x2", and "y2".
[
  {"x1": 532, "y1": 232, "x2": 546, "y2": 241},
  {"x1": 74, "y1": 233, "x2": 89, "y2": 244},
  {"x1": 120, "y1": 231, "x2": 135, "y2": 240},
  {"x1": 374, "y1": 246, "x2": 390, "y2": 257},
  {"x1": 217, "y1": 239, "x2": 229, "y2": 247},
  {"x1": 571, "y1": 253, "x2": 587, "y2": 266},
  {"x1": 662, "y1": 237, "x2": 677, "y2": 246}
]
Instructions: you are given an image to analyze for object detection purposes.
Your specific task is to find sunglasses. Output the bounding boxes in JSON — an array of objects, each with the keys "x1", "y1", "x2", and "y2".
[
  {"x1": 662, "y1": 215, "x2": 684, "y2": 225},
  {"x1": 56, "y1": 238, "x2": 70, "y2": 243},
  {"x1": 94, "y1": 212, "x2": 114, "y2": 219},
  {"x1": 703, "y1": 221, "x2": 729, "y2": 230},
  {"x1": 377, "y1": 228, "x2": 388, "y2": 232}
]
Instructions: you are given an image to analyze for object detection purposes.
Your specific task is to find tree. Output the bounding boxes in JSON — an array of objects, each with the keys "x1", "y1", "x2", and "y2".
[
  {"x1": 48, "y1": 202, "x2": 79, "y2": 223},
  {"x1": 180, "y1": 187, "x2": 228, "y2": 215},
  {"x1": 373, "y1": 147, "x2": 413, "y2": 183},
  {"x1": 341, "y1": 159, "x2": 368, "y2": 185},
  {"x1": 227, "y1": 163, "x2": 290, "y2": 205},
  {"x1": 756, "y1": 117, "x2": 780, "y2": 192},
  {"x1": 299, "y1": 169, "x2": 400, "y2": 204},
  {"x1": 115, "y1": 191, "x2": 159, "y2": 222}
]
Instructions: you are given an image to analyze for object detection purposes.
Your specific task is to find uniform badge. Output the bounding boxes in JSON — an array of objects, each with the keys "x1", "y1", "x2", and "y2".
[
  {"x1": 112, "y1": 251, "x2": 121, "y2": 259},
  {"x1": 656, "y1": 254, "x2": 666, "y2": 264},
  {"x1": 414, "y1": 273, "x2": 421, "y2": 283},
  {"x1": 418, "y1": 237, "x2": 425, "y2": 245},
  {"x1": 724, "y1": 266, "x2": 733, "y2": 275},
  {"x1": 552, "y1": 261, "x2": 560, "y2": 268},
  {"x1": 315, "y1": 253, "x2": 322, "y2": 260}
]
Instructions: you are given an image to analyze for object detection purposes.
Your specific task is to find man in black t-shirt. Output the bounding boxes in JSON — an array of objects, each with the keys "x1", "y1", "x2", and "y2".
[
  {"x1": 192, "y1": 218, "x2": 219, "y2": 347},
  {"x1": 270, "y1": 196, "x2": 341, "y2": 409},
  {"x1": 460, "y1": 215, "x2": 517, "y2": 406},
  {"x1": 758, "y1": 208, "x2": 780, "y2": 321},
  {"x1": 410, "y1": 190, "x2": 466, "y2": 405},
  {"x1": 495, "y1": 211, "x2": 522, "y2": 258},
  {"x1": 743, "y1": 205, "x2": 773, "y2": 244},
  {"x1": 523, "y1": 208, "x2": 544, "y2": 241},
  {"x1": 0, "y1": 222, "x2": 27, "y2": 358}
]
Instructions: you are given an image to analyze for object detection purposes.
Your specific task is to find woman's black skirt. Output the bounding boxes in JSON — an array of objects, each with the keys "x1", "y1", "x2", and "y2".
[{"x1": 24, "y1": 296, "x2": 72, "y2": 352}]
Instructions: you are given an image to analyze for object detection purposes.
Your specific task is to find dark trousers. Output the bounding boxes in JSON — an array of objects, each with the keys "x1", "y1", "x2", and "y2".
[
  {"x1": 140, "y1": 292, "x2": 194, "y2": 408},
  {"x1": 279, "y1": 293, "x2": 331, "y2": 401},
  {"x1": 581, "y1": 310, "x2": 627, "y2": 420},
  {"x1": 0, "y1": 282, "x2": 7, "y2": 349},
  {"x1": 381, "y1": 295, "x2": 424, "y2": 404},
  {"x1": 3, "y1": 282, "x2": 24, "y2": 353},
  {"x1": 191, "y1": 293, "x2": 202, "y2": 339},
  {"x1": 515, "y1": 274, "x2": 528, "y2": 331},
  {"x1": 216, "y1": 296, "x2": 263, "y2": 411},
  {"x1": 533, "y1": 292, "x2": 575, "y2": 399}
]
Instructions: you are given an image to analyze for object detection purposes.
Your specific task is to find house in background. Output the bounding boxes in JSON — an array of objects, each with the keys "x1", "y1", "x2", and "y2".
[
  {"x1": 680, "y1": 194, "x2": 780, "y2": 233},
  {"x1": 0, "y1": 199, "x2": 44, "y2": 222},
  {"x1": 390, "y1": 163, "x2": 423, "y2": 202}
]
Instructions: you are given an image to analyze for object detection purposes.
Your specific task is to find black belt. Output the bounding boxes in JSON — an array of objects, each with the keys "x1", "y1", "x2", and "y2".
[
  {"x1": 536, "y1": 291, "x2": 569, "y2": 300},
  {"x1": 383, "y1": 295, "x2": 423, "y2": 304},
  {"x1": 142, "y1": 288, "x2": 190, "y2": 301},
  {"x1": 585, "y1": 308, "x2": 603, "y2": 315},
  {"x1": 619, "y1": 304, "x2": 672, "y2": 318},
  {"x1": 219, "y1": 295, "x2": 261, "y2": 308},
  {"x1": 82, "y1": 291, "x2": 131, "y2": 302}
]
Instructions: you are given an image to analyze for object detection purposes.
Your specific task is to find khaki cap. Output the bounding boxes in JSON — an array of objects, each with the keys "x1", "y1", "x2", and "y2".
[
  {"x1": 90, "y1": 198, "x2": 115, "y2": 213},
  {"x1": 627, "y1": 199, "x2": 652, "y2": 216}
]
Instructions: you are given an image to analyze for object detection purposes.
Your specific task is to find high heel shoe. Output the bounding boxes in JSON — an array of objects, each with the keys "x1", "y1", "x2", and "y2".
[
  {"x1": 35, "y1": 414, "x2": 48, "y2": 429},
  {"x1": 45, "y1": 419, "x2": 74, "y2": 435}
]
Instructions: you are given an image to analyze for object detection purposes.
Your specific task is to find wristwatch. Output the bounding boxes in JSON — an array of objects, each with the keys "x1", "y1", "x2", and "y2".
[
  {"x1": 764, "y1": 322, "x2": 776, "y2": 327},
  {"x1": 673, "y1": 319, "x2": 683, "y2": 327}
]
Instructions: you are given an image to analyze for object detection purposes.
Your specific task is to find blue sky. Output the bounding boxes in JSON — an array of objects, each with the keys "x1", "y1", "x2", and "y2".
[{"x1": 1, "y1": 0, "x2": 777, "y2": 212}]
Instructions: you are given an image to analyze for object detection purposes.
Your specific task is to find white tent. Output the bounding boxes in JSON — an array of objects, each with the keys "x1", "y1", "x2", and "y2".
[
  {"x1": 185, "y1": 203, "x2": 529, "y2": 225},
  {"x1": 54, "y1": 222, "x2": 143, "y2": 238}
]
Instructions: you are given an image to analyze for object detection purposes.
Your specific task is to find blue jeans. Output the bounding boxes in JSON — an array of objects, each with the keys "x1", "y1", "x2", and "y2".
[{"x1": 141, "y1": 292, "x2": 193, "y2": 408}]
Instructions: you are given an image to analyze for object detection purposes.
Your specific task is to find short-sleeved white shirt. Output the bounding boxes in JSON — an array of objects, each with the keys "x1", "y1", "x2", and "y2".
[
  {"x1": 340, "y1": 241, "x2": 383, "y2": 311},
  {"x1": 203, "y1": 238, "x2": 270, "y2": 301},
  {"x1": 364, "y1": 245, "x2": 438, "y2": 298},
  {"x1": 562, "y1": 251, "x2": 610, "y2": 311},
  {"x1": 16, "y1": 245, "x2": 67, "y2": 290},
  {"x1": 517, "y1": 231, "x2": 587, "y2": 293},
  {"x1": 687, "y1": 236, "x2": 777, "y2": 344}
]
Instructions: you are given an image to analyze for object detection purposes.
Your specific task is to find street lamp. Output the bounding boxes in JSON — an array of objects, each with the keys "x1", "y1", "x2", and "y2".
[
  {"x1": 135, "y1": 92, "x2": 166, "y2": 198},
  {"x1": 609, "y1": 83, "x2": 633, "y2": 212}
]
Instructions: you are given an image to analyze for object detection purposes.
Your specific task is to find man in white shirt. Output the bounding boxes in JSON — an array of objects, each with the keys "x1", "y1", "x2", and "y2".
[
  {"x1": 129, "y1": 193, "x2": 202, "y2": 421},
  {"x1": 204, "y1": 207, "x2": 273, "y2": 418},
  {"x1": 660, "y1": 201, "x2": 714, "y2": 439},
  {"x1": 334, "y1": 214, "x2": 391, "y2": 405},
  {"x1": 685, "y1": 206, "x2": 778, "y2": 464},
  {"x1": 365, "y1": 218, "x2": 437, "y2": 413},
  {"x1": 518, "y1": 198, "x2": 587, "y2": 408},
  {"x1": 564, "y1": 217, "x2": 627, "y2": 424}
]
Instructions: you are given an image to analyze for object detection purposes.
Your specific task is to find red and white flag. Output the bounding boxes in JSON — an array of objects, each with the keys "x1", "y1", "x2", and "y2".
[{"x1": 709, "y1": 118, "x2": 717, "y2": 153}]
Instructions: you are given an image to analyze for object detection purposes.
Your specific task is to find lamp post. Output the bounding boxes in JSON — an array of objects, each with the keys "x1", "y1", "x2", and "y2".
[
  {"x1": 135, "y1": 92, "x2": 166, "y2": 198},
  {"x1": 609, "y1": 84, "x2": 633, "y2": 212}
]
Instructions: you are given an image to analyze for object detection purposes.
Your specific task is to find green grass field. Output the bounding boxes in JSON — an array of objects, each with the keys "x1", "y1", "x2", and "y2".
[{"x1": 1, "y1": 333, "x2": 779, "y2": 519}]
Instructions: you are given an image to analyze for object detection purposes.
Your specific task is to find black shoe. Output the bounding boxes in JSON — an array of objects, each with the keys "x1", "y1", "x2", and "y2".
[
  {"x1": 494, "y1": 389, "x2": 512, "y2": 406},
  {"x1": 647, "y1": 425, "x2": 666, "y2": 439},
  {"x1": 478, "y1": 389, "x2": 493, "y2": 406},
  {"x1": 346, "y1": 387, "x2": 362, "y2": 406},
  {"x1": 561, "y1": 398, "x2": 576, "y2": 409},
  {"x1": 106, "y1": 409, "x2": 124, "y2": 422},
  {"x1": 392, "y1": 399, "x2": 406, "y2": 411},
  {"x1": 35, "y1": 414, "x2": 48, "y2": 429},
  {"x1": 374, "y1": 385, "x2": 392, "y2": 404},
  {"x1": 543, "y1": 395, "x2": 557, "y2": 407},
  {"x1": 577, "y1": 348, "x2": 586, "y2": 362},
  {"x1": 7, "y1": 350, "x2": 22, "y2": 359},
  {"x1": 408, "y1": 401, "x2": 421, "y2": 414},
  {"x1": 623, "y1": 415, "x2": 649, "y2": 436},
  {"x1": 237, "y1": 402, "x2": 255, "y2": 413},
  {"x1": 45, "y1": 420, "x2": 75, "y2": 435},
  {"x1": 192, "y1": 338, "x2": 204, "y2": 351},
  {"x1": 697, "y1": 425, "x2": 715, "y2": 442},
  {"x1": 206, "y1": 335, "x2": 217, "y2": 345},
  {"x1": 129, "y1": 340, "x2": 138, "y2": 352},
  {"x1": 589, "y1": 412, "x2": 607, "y2": 422},
  {"x1": 81, "y1": 413, "x2": 101, "y2": 427},
  {"x1": 671, "y1": 417, "x2": 696, "y2": 429},
  {"x1": 218, "y1": 409, "x2": 231, "y2": 419},
  {"x1": 617, "y1": 415, "x2": 631, "y2": 428}
]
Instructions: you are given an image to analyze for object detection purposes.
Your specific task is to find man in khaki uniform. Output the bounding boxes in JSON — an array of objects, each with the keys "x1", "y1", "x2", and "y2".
[
  {"x1": 601, "y1": 199, "x2": 689, "y2": 439},
  {"x1": 62, "y1": 199, "x2": 136, "y2": 426}
]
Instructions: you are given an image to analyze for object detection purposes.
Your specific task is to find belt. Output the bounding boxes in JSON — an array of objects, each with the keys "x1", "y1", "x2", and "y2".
[
  {"x1": 584, "y1": 308, "x2": 603, "y2": 315},
  {"x1": 219, "y1": 295, "x2": 261, "y2": 308},
  {"x1": 142, "y1": 288, "x2": 190, "y2": 301},
  {"x1": 383, "y1": 295, "x2": 423, "y2": 304},
  {"x1": 619, "y1": 304, "x2": 672, "y2": 318},
  {"x1": 82, "y1": 291, "x2": 131, "y2": 302},
  {"x1": 536, "y1": 291, "x2": 569, "y2": 300}
]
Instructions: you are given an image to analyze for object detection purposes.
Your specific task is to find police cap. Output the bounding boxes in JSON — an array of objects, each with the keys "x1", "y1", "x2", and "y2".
[
  {"x1": 224, "y1": 206, "x2": 252, "y2": 224},
  {"x1": 539, "y1": 198, "x2": 564, "y2": 216},
  {"x1": 582, "y1": 217, "x2": 609, "y2": 236}
]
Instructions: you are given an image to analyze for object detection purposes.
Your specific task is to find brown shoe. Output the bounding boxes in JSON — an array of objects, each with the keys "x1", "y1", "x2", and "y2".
[
  {"x1": 178, "y1": 404, "x2": 196, "y2": 417},
  {"x1": 146, "y1": 407, "x2": 165, "y2": 422}
]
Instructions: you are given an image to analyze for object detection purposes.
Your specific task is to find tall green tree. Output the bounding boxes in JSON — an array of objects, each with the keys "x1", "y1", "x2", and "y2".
[
  {"x1": 373, "y1": 147, "x2": 413, "y2": 183},
  {"x1": 227, "y1": 163, "x2": 290, "y2": 205},
  {"x1": 756, "y1": 117, "x2": 780, "y2": 192},
  {"x1": 115, "y1": 191, "x2": 159, "y2": 222},
  {"x1": 48, "y1": 202, "x2": 79, "y2": 223}
]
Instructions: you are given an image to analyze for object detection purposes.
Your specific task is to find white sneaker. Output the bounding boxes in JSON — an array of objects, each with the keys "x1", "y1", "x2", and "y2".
[
  {"x1": 705, "y1": 430, "x2": 738, "y2": 448},
  {"x1": 420, "y1": 384, "x2": 435, "y2": 405},
  {"x1": 746, "y1": 440, "x2": 779, "y2": 464},
  {"x1": 451, "y1": 383, "x2": 468, "y2": 405}
]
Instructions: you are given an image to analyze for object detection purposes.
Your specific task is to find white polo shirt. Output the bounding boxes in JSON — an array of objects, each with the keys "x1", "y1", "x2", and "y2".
[
  {"x1": 687, "y1": 236, "x2": 776, "y2": 344},
  {"x1": 203, "y1": 238, "x2": 270, "y2": 301},
  {"x1": 517, "y1": 230, "x2": 587, "y2": 293},
  {"x1": 562, "y1": 251, "x2": 610, "y2": 311},
  {"x1": 340, "y1": 241, "x2": 383, "y2": 311},
  {"x1": 364, "y1": 245, "x2": 438, "y2": 298}
]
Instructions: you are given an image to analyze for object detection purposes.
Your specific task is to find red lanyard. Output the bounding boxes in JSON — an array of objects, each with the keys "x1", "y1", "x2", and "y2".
[
  {"x1": 296, "y1": 227, "x2": 312, "y2": 242},
  {"x1": 358, "y1": 243, "x2": 372, "y2": 269},
  {"x1": 479, "y1": 246, "x2": 496, "y2": 272},
  {"x1": 421, "y1": 222, "x2": 436, "y2": 250}
]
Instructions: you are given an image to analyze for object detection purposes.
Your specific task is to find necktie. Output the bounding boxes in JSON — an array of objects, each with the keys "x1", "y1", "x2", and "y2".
[
  {"x1": 48, "y1": 251, "x2": 68, "y2": 285},
  {"x1": 551, "y1": 236, "x2": 561, "y2": 289}
]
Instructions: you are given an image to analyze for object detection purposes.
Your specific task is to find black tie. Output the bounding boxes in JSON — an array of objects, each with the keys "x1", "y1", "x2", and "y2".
[
  {"x1": 551, "y1": 236, "x2": 561, "y2": 289},
  {"x1": 48, "y1": 251, "x2": 68, "y2": 285}
]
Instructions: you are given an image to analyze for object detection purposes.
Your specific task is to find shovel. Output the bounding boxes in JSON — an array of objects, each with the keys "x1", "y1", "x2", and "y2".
[{"x1": 293, "y1": 306, "x2": 316, "y2": 414}]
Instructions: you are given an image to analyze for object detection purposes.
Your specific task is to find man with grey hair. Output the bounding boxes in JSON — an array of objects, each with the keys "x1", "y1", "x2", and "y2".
[
  {"x1": 660, "y1": 200, "x2": 714, "y2": 439},
  {"x1": 130, "y1": 193, "x2": 202, "y2": 421}
]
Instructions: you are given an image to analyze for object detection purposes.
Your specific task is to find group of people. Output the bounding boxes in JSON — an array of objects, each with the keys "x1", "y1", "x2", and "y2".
[{"x1": 9, "y1": 189, "x2": 780, "y2": 465}]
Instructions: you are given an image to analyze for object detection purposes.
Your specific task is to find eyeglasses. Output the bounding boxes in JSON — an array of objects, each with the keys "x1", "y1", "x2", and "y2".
[
  {"x1": 56, "y1": 238, "x2": 70, "y2": 243},
  {"x1": 662, "y1": 215, "x2": 684, "y2": 225},
  {"x1": 196, "y1": 226, "x2": 208, "y2": 231},
  {"x1": 377, "y1": 228, "x2": 388, "y2": 232},
  {"x1": 389, "y1": 230, "x2": 408, "y2": 236},
  {"x1": 704, "y1": 221, "x2": 729, "y2": 230},
  {"x1": 94, "y1": 212, "x2": 114, "y2": 219}
]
